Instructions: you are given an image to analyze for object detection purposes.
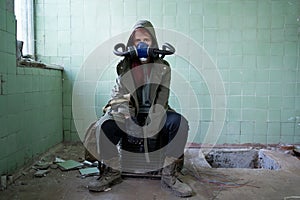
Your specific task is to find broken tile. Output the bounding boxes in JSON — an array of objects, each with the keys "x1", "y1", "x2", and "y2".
[
  {"x1": 1, "y1": 175, "x2": 7, "y2": 190},
  {"x1": 54, "y1": 157, "x2": 65, "y2": 163},
  {"x1": 57, "y1": 160, "x2": 83, "y2": 171},
  {"x1": 35, "y1": 161, "x2": 51, "y2": 170},
  {"x1": 79, "y1": 167, "x2": 100, "y2": 176},
  {"x1": 34, "y1": 170, "x2": 49, "y2": 177},
  {"x1": 92, "y1": 161, "x2": 99, "y2": 167},
  {"x1": 82, "y1": 160, "x2": 93, "y2": 166},
  {"x1": 7, "y1": 175, "x2": 13, "y2": 185}
]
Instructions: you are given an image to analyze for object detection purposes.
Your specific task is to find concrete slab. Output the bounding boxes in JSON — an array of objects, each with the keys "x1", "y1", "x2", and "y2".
[{"x1": 0, "y1": 143, "x2": 299, "y2": 200}]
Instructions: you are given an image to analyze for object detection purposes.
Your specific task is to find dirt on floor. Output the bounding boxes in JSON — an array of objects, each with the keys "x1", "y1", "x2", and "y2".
[{"x1": 0, "y1": 142, "x2": 299, "y2": 200}]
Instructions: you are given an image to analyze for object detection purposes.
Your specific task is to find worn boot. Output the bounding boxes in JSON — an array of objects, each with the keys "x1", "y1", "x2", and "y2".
[
  {"x1": 161, "y1": 157, "x2": 193, "y2": 197},
  {"x1": 88, "y1": 157, "x2": 122, "y2": 192}
]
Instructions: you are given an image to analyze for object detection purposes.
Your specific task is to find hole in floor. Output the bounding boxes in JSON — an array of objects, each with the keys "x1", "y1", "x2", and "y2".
[{"x1": 204, "y1": 149, "x2": 281, "y2": 170}]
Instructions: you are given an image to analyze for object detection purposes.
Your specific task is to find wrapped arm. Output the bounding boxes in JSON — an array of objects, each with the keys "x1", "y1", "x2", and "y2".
[{"x1": 109, "y1": 75, "x2": 135, "y2": 117}]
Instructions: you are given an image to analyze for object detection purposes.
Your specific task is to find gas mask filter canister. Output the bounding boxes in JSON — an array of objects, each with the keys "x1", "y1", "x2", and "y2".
[{"x1": 113, "y1": 42, "x2": 175, "y2": 59}]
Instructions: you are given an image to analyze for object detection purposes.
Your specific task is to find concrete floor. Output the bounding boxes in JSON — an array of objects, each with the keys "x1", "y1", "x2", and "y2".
[{"x1": 0, "y1": 143, "x2": 299, "y2": 200}]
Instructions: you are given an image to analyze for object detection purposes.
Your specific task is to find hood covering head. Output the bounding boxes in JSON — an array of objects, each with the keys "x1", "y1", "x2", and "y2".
[{"x1": 126, "y1": 20, "x2": 159, "y2": 49}]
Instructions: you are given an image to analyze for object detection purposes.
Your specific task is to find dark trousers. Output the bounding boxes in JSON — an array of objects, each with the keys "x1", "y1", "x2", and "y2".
[{"x1": 100, "y1": 111, "x2": 189, "y2": 161}]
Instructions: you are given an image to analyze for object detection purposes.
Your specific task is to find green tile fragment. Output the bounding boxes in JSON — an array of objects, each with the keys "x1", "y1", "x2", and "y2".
[{"x1": 57, "y1": 160, "x2": 83, "y2": 170}]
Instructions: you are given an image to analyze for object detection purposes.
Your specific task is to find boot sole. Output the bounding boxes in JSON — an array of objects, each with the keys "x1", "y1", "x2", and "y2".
[
  {"x1": 88, "y1": 177, "x2": 122, "y2": 192},
  {"x1": 161, "y1": 181, "x2": 193, "y2": 197}
]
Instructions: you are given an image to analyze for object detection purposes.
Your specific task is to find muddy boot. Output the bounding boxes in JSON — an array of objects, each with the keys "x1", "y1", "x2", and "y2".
[
  {"x1": 88, "y1": 157, "x2": 122, "y2": 192},
  {"x1": 161, "y1": 157, "x2": 193, "y2": 197}
]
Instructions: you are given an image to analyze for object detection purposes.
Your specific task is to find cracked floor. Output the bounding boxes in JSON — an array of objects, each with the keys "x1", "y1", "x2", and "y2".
[{"x1": 0, "y1": 142, "x2": 299, "y2": 200}]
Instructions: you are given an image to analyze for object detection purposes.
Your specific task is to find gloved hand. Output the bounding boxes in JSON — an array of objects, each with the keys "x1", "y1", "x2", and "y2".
[{"x1": 125, "y1": 117, "x2": 144, "y2": 144}]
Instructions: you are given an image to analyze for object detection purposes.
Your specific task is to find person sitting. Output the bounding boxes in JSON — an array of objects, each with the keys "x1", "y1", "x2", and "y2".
[{"x1": 85, "y1": 20, "x2": 193, "y2": 198}]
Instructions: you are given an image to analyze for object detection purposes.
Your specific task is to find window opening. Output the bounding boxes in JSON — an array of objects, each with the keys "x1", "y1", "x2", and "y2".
[{"x1": 14, "y1": 0, "x2": 35, "y2": 58}]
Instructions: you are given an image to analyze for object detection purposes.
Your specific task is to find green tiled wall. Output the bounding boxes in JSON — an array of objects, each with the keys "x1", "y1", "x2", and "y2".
[
  {"x1": 0, "y1": 0, "x2": 63, "y2": 175},
  {"x1": 35, "y1": 0, "x2": 300, "y2": 145}
]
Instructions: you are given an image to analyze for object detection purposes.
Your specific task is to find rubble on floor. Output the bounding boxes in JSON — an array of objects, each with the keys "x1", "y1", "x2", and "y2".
[{"x1": 0, "y1": 142, "x2": 299, "y2": 200}]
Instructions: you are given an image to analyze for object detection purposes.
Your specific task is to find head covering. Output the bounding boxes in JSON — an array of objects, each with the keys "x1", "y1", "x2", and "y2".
[{"x1": 126, "y1": 20, "x2": 158, "y2": 49}]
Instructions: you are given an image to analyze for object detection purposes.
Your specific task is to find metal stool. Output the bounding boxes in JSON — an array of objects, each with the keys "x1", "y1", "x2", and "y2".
[{"x1": 121, "y1": 112, "x2": 165, "y2": 177}]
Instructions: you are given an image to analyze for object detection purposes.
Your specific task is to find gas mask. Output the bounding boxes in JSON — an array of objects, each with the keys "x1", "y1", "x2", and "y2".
[{"x1": 113, "y1": 42, "x2": 175, "y2": 61}]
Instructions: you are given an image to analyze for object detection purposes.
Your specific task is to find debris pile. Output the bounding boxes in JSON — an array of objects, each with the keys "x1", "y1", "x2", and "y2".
[
  {"x1": 31, "y1": 157, "x2": 100, "y2": 178},
  {"x1": 278, "y1": 144, "x2": 300, "y2": 159},
  {"x1": 0, "y1": 153, "x2": 100, "y2": 190}
]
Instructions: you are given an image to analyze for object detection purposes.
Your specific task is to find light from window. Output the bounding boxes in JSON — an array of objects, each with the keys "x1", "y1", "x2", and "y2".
[{"x1": 14, "y1": 0, "x2": 34, "y2": 57}]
